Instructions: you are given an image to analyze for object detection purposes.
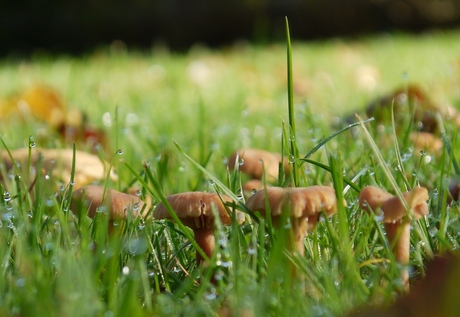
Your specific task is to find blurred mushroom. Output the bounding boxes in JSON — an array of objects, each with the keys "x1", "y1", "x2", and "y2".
[
  {"x1": 359, "y1": 186, "x2": 429, "y2": 291},
  {"x1": 246, "y1": 186, "x2": 341, "y2": 256},
  {"x1": 409, "y1": 132, "x2": 443, "y2": 155},
  {"x1": 0, "y1": 147, "x2": 117, "y2": 190},
  {"x1": 71, "y1": 185, "x2": 149, "y2": 234},
  {"x1": 344, "y1": 84, "x2": 459, "y2": 135},
  {"x1": 153, "y1": 192, "x2": 244, "y2": 266},
  {"x1": 71, "y1": 185, "x2": 148, "y2": 219},
  {"x1": 365, "y1": 85, "x2": 439, "y2": 134},
  {"x1": 227, "y1": 148, "x2": 289, "y2": 183}
]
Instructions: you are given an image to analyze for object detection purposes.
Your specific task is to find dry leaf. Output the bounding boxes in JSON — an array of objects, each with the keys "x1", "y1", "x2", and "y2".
[{"x1": 0, "y1": 147, "x2": 117, "y2": 189}]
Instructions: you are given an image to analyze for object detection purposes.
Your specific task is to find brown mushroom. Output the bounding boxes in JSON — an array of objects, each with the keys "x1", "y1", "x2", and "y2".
[
  {"x1": 359, "y1": 186, "x2": 429, "y2": 291},
  {"x1": 246, "y1": 186, "x2": 341, "y2": 256},
  {"x1": 227, "y1": 148, "x2": 289, "y2": 183},
  {"x1": 153, "y1": 192, "x2": 244, "y2": 266},
  {"x1": 409, "y1": 132, "x2": 443, "y2": 155},
  {"x1": 71, "y1": 185, "x2": 149, "y2": 232}
]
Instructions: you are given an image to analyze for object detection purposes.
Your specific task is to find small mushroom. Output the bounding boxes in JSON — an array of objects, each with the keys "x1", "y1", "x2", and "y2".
[
  {"x1": 246, "y1": 186, "x2": 341, "y2": 256},
  {"x1": 71, "y1": 185, "x2": 149, "y2": 226},
  {"x1": 409, "y1": 132, "x2": 443, "y2": 155},
  {"x1": 227, "y1": 148, "x2": 289, "y2": 183},
  {"x1": 359, "y1": 186, "x2": 429, "y2": 291},
  {"x1": 153, "y1": 192, "x2": 244, "y2": 266}
]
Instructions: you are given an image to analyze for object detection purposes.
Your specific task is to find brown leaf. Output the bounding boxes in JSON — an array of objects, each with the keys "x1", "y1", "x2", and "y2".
[{"x1": 0, "y1": 147, "x2": 117, "y2": 189}]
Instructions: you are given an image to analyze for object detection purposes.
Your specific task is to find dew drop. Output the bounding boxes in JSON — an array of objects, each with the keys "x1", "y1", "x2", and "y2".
[
  {"x1": 96, "y1": 206, "x2": 108, "y2": 214},
  {"x1": 204, "y1": 290, "x2": 217, "y2": 300},
  {"x1": 3, "y1": 191, "x2": 11, "y2": 202}
]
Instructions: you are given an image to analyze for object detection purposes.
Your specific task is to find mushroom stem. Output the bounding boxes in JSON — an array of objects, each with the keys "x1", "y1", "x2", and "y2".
[
  {"x1": 384, "y1": 219, "x2": 411, "y2": 292},
  {"x1": 291, "y1": 216, "x2": 309, "y2": 257},
  {"x1": 193, "y1": 228, "x2": 215, "y2": 266}
]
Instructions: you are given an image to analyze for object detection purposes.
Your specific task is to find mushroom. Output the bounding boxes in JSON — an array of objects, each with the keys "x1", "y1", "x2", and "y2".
[
  {"x1": 227, "y1": 148, "x2": 289, "y2": 183},
  {"x1": 409, "y1": 132, "x2": 443, "y2": 155},
  {"x1": 246, "y1": 186, "x2": 341, "y2": 256},
  {"x1": 359, "y1": 186, "x2": 429, "y2": 291},
  {"x1": 153, "y1": 192, "x2": 244, "y2": 266},
  {"x1": 71, "y1": 185, "x2": 149, "y2": 233}
]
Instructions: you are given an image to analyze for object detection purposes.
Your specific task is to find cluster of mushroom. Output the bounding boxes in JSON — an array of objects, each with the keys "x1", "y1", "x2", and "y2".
[
  {"x1": 227, "y1": 148, "x2": 431, "y2": 290},
  {"x1": 359, "y1": 186, "x2": 429, "y2": 292},
  {"x1": 69, "y1": 147, "x2": 429, "y2": 292},
  {"x1": 22, "y1": 144, "x2": 425, "y2": 293},
  {"x1": 67, "y1": 147, "x2": 342, "y2": 269}
]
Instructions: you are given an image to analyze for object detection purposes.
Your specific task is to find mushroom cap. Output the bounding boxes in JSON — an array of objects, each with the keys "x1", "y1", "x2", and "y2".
[
  {"x1": 71, "y1": 185, "x2": 148, "y2": 220},
  {"x1": 380, "y1": 187, "x2": 429, "y2": 222},
  {"x1": 409, "y1": 132, "x2": 443, "y2": 154},
  {"x1": 359, "y1": 186, "x2": 429, "y2": 222},
  {"x1": 0, "y1": 147, "x2": 117, "y2": 188},
  {"x1": 246, "y1": 186, "x2": 341, "y2": 219},
  {"x1": 153, "y1": 192, "x2": 244, "y2": 229},
  {"x1": 359, "y1": 186, "x2": 395, "y2": 211},
  {"x1": 227, "y1": 148, "x2": 288, "y2": 182}
]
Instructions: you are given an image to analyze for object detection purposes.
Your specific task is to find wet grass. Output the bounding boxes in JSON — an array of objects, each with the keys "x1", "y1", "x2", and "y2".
[{"x1": 1, "y1": 29, "x2": 460, "y2": 316}]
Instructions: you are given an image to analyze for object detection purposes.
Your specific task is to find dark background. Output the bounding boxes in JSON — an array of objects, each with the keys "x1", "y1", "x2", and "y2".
[{"x1": 1, "y1": 0, "x2": 460, "y2": 56}]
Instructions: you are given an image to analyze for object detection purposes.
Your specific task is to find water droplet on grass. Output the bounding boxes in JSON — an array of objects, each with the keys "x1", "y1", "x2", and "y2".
[
  {"x1": 96, "y1": 206, "x2": 107, "y2": 214},
  {"x1": 204, "y1": 288, "x2": 217, "y2": 300}
]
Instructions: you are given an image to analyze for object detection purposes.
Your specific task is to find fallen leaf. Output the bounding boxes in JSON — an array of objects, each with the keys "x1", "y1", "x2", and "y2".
[{"x1": 0, "y1": 147, "x2": 117, "y2": 189}]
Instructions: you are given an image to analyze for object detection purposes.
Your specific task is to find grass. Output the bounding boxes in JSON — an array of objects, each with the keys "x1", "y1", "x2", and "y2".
[{"x1": 1, "y1": 28, "x2": 460, "y2": 316}]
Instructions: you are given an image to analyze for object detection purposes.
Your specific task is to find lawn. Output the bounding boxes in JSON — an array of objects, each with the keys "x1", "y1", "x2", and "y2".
[{"x1": 1, "y1": 29, "x2": 460, "y2": 316}]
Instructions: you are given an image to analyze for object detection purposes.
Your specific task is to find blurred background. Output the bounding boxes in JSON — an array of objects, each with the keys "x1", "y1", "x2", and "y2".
[{"x1": 2, "y1": 0, "x2": 460, "y2": 56}]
